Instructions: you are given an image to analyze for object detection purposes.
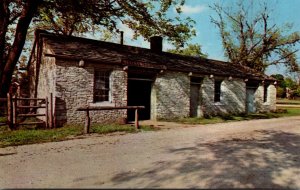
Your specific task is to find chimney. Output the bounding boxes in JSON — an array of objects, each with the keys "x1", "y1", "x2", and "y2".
[{"x1": 150, "y1": 36, "x2": 163, "y2": 53}]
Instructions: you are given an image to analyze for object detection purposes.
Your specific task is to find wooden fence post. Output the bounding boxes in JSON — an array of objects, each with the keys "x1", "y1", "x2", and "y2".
[
  {"x1": 12, "y1": 95, "x2": 17, "y2": 128},
  {"x1": 84, "y1": 107, "x2": 90, "y2": 134},
  {"x1": 135, "y1": 108, "x2": 139, "y2": 129},
  {"x1": 49, "y1": 93, "x2": 53, "y2": 128},
  {"x1": 7, "y1": 93, "x2": 13, "y2": 130},
  {"x1": 45, "y1": 97, "x2": 49, "y2": 128}
]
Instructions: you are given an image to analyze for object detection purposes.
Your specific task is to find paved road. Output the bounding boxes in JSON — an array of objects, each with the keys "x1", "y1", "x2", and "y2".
[{"x1": 1, "y1": 117, "x2": 300, "y2": 188}]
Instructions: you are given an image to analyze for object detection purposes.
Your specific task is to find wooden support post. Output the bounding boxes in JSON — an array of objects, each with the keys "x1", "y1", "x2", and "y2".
[
  {"x1": 7, "y1": 93, "x2": 13, "y2": 130},
  {"x1": 49, "y1": 93, "x2": 54, "y2": 128},
  {"x1": 12, "y1": 95, "x2": 17, "y2": 128},
  {"x1": 45, "y1": 97, "x2": 49, "y2": 128},
  {"x1": 84, "y1": 108, "x2": 90, "y2": 134},
  {"x1": 135, "y1": 108, "x2": 139, "y2": 129}
]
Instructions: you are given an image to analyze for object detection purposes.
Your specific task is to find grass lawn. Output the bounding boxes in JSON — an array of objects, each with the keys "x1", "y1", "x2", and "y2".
[
  {"x1": 276, "y1": 98, "x2": 300, "y2": 105},
  {"x1": 165, "y1": 107, "x2": 300, "y2": 125},
  {"x1": 0, "y1": 123, "x2": 156, "y2": 147},
  {"x1": 275, "y1": 107, "x2": 300, "y2": 116},
  {"x1": 1, "y1": 106, "x2": 300, "y2": 148}
]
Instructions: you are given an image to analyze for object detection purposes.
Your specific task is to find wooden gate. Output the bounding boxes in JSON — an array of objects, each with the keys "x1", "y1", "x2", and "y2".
[{"x1": 1, "y1": 93, "x2": 54, "y2": 129}]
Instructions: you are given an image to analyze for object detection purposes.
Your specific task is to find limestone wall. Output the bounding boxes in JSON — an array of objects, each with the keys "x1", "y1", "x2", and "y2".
[
  {"x1": 255, "y1": 84, "x2": 277, "y2": 112},
  {"x1": 37, "y1": 56, "x2": 56, "y2": 99},
  {"x1": 54, "y1": 59, "x2": 127, "y2": 126},
  {"x1": 36, "y1": 57, "x2": 276, "y2": 125},
  {"x1": 202, "y1": 77, "x2": 246, "y2": 116},
  {"x1": 35, "y1": 55, "x2": 56, "y2": 122},
  {"x1": 151, "y1": 71, "x2": 190, "y2": 119}
]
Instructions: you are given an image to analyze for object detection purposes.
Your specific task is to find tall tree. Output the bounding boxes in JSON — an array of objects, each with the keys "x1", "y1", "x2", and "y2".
[
  {"x1": 167, "y1": 43, "x2": 207, "y2": 58},
  {"x1": 210, "y1": 1, "x2": 300, "y2": 73},
  {"x1": 0, "y1": 0, "x2": 40, "y2": 98},
  {"x1": 0, "y1": 0, "x2": 196, "y2": 97}
]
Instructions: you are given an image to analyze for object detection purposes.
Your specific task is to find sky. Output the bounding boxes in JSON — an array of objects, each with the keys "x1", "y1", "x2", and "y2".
[{"x1": 111, "y1": 0, "x2": 300, "y2": 77}]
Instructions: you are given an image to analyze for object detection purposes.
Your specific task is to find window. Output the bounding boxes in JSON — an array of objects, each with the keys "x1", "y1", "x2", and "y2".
[
  {"x1": 263, "y1": 85, "x2": 268, "y2": 102},
  {"x1": 214, "y1": 80, "x2": 222, "y2": 102},
  {"x1": 94, "y1": 70, "x2": 110, "y2": 102}
]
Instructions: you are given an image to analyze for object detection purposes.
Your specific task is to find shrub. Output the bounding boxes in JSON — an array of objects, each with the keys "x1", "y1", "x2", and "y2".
[{"x1": 276, "y1": 87, "x2": 286, "y2": 98}]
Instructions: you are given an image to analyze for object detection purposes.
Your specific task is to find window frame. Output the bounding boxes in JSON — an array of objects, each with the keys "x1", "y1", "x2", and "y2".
[{"x1": 93, "y1": 69, "x2": 111, "y2": 103}]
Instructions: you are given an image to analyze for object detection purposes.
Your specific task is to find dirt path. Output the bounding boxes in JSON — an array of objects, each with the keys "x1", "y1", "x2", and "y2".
[{"x1": 1, "y1": 116, "x2": 300, "y2": 188}]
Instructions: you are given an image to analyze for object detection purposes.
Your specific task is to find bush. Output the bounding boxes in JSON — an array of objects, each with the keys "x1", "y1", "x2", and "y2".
[
  {"x1": 293, "y1": 87, "x2": 300, "y2": 98},
  {"x1": 276, "y1": 87, "x2": 286, "y2": 98},
  {"x1": 271, "y1": 109, "x2": 288, "y2": 114}
]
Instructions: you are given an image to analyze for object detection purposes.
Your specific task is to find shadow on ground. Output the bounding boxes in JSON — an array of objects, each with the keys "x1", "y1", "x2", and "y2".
[{"x1": 109, "y1": 130, "x2": 300, "y2": 188}]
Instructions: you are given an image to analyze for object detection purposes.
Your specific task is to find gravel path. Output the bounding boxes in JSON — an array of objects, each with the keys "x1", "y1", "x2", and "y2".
[{"x1": 1, "y1": 116, "x2": 300, "y2": 188}]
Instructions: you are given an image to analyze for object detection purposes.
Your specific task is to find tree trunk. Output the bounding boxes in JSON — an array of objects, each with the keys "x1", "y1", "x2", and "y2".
[
  {"x1": 0, "y1": 0, "x2": 10, "y2": 93},
  {"x1": 0, "y1": 0, "x2": 40, "y2": 97}
]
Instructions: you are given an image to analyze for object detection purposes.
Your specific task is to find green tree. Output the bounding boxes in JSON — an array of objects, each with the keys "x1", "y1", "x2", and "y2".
[
  {"x1": 167, "y1": 43, "x2": 207, "y2": 58},
  {"x1": 0, "y1": 0, "x2": 196, "y2": 97},
  {"x1": 284, "y1": 77, "x2": 299, "y2": 99},
  {"x1": 271, "y1": 74, "x2": 285, "y2": 88},
  {"x1": 210, "y1": 1, "x2": 300, "y2": 73},
  {"x1": 271, "y1": 74, "x2": 286, "y2": 98},
  {"x1": 284, "y1": 77, "x2": 298, "y2": 90}
]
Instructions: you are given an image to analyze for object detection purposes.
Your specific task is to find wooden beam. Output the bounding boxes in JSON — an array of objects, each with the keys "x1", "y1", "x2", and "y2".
[
  {"x1": 17, "y1": 105, "x2": 46, "y2": 108},
  {"x1": 50, "y1": 93, "x2": 53, "y2": 128},
  {"x1": 18, "y1": 113, "x2": 46, "y2": 117},
  {"x1": 0, "y1": 98, "x2": 7, "y2": 101},
  {"x1": 77, "y1": 106, "x2": 145, "y2": 132},
  {"x1": 18, "y1": 122, "x2": 44, "y2": 125},
  {"x1": 7, "y1": 93, "x2": 13, "y2": 130},
  {"x1": 77, "y1": 106, "x2": 145, "y2": 111},
  {"x1": 84, "y1": 108, "x2": 90, "y2": 134},
  {"x1": 13, "y1": 95, "x2": 17, "y2": 128},
  {"x1": 45, "y1": 97, "x2": 49, "y2": 128},
  {"x1": 14, "y1": 97, "x2": 46, "y2": 101},
  {"x1": 135, "y1": 108, "x2": 139, "y2": 129}
]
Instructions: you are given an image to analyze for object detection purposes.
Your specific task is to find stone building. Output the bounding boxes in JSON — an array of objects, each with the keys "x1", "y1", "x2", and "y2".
[{"x1": 28, "y1": 30, "x2": 276, "y2": 127}]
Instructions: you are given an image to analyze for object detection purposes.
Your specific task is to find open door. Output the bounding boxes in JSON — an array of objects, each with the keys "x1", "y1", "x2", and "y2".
[
  {"x1": 127, "y1": 69, "x2": 156, "y2": 121},
  {"x1": 127, "y1": 79, "x2": 152, "y2": 121}
]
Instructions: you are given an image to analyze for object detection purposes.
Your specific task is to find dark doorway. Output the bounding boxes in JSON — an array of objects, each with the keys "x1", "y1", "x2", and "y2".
[{"x1": 127, "y1": 70, "x2": 155, "y2": 121}]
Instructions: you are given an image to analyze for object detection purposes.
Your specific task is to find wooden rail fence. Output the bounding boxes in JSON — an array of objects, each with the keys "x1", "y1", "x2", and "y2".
[
  {"x1": 0, "y1": 93, "x2": 54, "y2": 129},
  {"x1": 77, "y1": 106, "x2": 145, "y2": 134}
]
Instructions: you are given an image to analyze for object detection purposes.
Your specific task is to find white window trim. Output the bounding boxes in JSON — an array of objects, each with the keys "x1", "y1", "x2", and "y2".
[{"x1": 89, "y1": 101, "x2": 114, "y2": 107}]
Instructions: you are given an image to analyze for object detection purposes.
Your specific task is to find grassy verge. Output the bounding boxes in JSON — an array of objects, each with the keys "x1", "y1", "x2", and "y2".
[
  {"x1": 0, "y1": 124, "x2": 156, "y2": 147},
  {"x1": 0, "y1": 116, "x2": 7, "y2": 123},
  {"x1": 1, "y1": 107, "x2": 300, "y2": 147},
  {"x1": 162, "y1": 107, "x2": 300, "y2": 125},
  {"x1": 276, "y1": 98, "x2": 300, "y2": 105},
  {"x1": 274, "y1": 107, "x2": 300, "y2": 116}
]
